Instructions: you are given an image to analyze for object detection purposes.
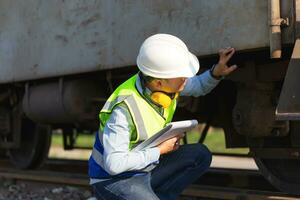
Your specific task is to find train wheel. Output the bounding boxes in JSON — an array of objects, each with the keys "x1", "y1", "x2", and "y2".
[
  {"x1": 250, "y1": 122, "x2": 300, "y2": 195},
  {"x1": 8, "y1": 118, "x2": 51, "y2": 169},
  {"x1": 253, "y1": 156, "x2": 300, "y2": 194}
]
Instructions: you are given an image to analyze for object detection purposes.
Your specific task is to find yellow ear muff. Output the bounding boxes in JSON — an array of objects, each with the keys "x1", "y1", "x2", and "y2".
[
  {"x1": 151, "y1": 92, "x2": 172, "y2": 108},
  {"x1": 150, "y1": 92, "x2": 179, "y2": 108}
]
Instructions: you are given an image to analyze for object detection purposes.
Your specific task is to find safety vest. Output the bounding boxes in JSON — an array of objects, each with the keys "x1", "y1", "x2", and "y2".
[{"x1": 89, "y1": 74, "x2": 177, "y2": 178}]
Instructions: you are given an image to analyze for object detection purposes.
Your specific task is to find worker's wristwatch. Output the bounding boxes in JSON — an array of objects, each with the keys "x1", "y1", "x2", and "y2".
[{"x1": 209, "y1": 64, "x2": 224, "y2": 80}]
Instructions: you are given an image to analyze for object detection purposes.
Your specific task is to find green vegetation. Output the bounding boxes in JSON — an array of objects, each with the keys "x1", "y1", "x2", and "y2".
[
  {"x1": 184, "y1": 128, "x2": 249, "y2": 155},
  {"x1": 51, "y1": 127, "x2": 249, "y2": 155},
  {"x1": 51, "y1": 133, "x2": 94, "y2": 147}
]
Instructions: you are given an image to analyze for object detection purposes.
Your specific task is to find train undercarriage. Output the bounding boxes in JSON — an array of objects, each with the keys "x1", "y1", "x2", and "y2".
[{"x1": 0, "y1": 47, "x2": 300, "y2": 194}]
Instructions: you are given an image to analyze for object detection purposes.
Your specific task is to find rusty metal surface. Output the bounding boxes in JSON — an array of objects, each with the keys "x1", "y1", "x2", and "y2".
[
  {"x1": 276, "y1": 39, "x2": 300, "y2": 120},
  {"x1": 233, "y1": 82, "x2": 289, "y2": 137},
  {"x1": 0, "y1": 0, "x2": 294, "y2": 83}
]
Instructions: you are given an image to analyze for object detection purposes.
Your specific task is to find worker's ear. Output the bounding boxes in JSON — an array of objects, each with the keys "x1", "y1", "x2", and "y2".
[{"x1": 152, "y1": 79, "x2": 163, "y2": 89}]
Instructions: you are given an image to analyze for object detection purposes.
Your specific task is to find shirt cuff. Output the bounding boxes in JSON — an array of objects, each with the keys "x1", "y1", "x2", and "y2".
[
  {"x1": 204, "y1": 70, "x2": 222, "y2": 84},
  {"x1": 209, "y1": 65, "x2": 225, "y2": 80},
  {"x1": 145, "y1": 147, "x2": 160, "y2": 164}
]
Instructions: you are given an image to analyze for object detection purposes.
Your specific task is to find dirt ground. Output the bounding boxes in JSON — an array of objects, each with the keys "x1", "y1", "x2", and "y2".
[
  {"x1": 0, "y1": 178, "x2": 95, "y2": 200},
  {"x1": 0, "y1": 178, "x2": 201, "y2": 200}
]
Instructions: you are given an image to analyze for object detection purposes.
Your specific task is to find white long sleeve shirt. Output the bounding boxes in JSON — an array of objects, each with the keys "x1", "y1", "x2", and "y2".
[{"x1": 90, "y1": 70, "x2": 220, "y2": 184}]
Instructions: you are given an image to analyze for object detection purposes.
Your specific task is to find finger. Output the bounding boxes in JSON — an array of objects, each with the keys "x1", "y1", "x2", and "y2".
[
  {"x1": 166, "y1": 137, "x2": 177, "y2": 145},
  {"x1": 226, "y1": 50, "x2": 235, "y2": 61},
  {"x1": 223, "y1": 49, "x2": 235, "y2": 63},
  {"x1": 219, "y1": 49, "x2": 234, "y2": 63},
  {"x1": 225, "y1": 65, "x2": 238, "y2": 74},
  {"x1": 171, "y1": 137, "x2": 178, "y2": 143},
  {"x1": 224, "y1": 49, "x2": 235, "y2": 59},
  {"x1": 174, "y1": 138, "x2": 181, "y2": 145},
  {"x1": 218, "y1": 49, "x2": 224, "y2": 54},
  {"x1": 228, "y1": 48, "x2": 235, "y2": 56},
  {"x1": 222, "y1": 47, "x2": 234, "y2": 55},
  {"x1": 173, "y1": 140, "x2": 179, "y2": 148},
  {"x1": 218, "y1": 48, "x2": 228, "y2": 56},
  {"x1": 174, "y1": 141, "x2": 180, "y2": 150}
]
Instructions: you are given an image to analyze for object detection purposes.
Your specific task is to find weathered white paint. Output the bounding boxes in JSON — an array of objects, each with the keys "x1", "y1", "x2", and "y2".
[{"x1": 0, "y1": 0, "x2": 294, "y2": 83}]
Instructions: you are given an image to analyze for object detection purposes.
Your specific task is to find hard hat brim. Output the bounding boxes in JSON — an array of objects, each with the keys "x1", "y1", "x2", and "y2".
[{"x1": 180, "y1": 52, "x2": 200, "y2": 78}]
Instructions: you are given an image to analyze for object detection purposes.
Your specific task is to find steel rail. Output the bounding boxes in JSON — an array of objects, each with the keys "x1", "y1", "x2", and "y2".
[{"x1": 1, "y1": 158, "x2": 300, "y2": 199}]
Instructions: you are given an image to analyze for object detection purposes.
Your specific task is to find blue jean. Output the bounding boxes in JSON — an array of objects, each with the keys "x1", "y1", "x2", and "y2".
[{"x1": 92, "y1": 144, "x2": 212, "y2": 200}]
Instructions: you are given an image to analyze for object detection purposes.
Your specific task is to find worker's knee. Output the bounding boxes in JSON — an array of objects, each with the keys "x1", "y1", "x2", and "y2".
[{"x1": 190, "y1": 144, "x2": 212, "y2": 169}]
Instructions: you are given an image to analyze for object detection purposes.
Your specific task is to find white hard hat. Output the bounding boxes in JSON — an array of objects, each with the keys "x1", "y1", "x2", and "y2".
[{"x1": 136, "y1": 33, "x2": 200, "y2": 78}]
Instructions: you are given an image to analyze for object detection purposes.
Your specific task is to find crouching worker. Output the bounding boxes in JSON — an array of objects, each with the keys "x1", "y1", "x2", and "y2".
[{"x1": 89, "y1": 33, "x2": 237, "y2": 200}]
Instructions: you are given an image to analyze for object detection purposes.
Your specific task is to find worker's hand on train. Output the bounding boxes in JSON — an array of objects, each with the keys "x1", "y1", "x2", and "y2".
[
  {"x1": 157, "y1": 134, "x2": 184, "y2": 155},
  {"x1": 213, "y1": 47, "x2": 238, "y2": 77}
]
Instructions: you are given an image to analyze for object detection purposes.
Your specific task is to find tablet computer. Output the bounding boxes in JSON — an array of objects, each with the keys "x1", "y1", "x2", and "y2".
[{"x1": 132, "y1": 119, "x2": 198, "y2": 151}]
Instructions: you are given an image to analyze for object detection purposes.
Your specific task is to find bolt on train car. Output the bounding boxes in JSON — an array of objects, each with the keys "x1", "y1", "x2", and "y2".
[{"x1": 0, "y1": 0, "x2": 300, "y2": 195}]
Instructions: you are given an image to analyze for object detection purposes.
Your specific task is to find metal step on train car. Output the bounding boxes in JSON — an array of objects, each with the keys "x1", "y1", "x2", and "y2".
[{"x1": 0, "y1": 0, "x2": 300, "y2": 195}]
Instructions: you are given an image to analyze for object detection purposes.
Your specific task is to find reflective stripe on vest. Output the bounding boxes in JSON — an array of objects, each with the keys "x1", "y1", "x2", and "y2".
[
  {"x1": 99, "y1": 74, "x2": 176, "y2": 147},
  {"x1": 101, "y1": 95, "x2": 148, "y2": 141}
]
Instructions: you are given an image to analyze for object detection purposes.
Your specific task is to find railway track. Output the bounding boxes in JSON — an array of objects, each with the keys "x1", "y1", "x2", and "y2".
[{"x1": 0, "y1": 158, "x2": 300, "y2": 200}]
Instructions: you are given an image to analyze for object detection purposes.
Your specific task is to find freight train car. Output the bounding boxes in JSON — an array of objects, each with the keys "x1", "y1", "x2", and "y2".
[{"x1": 0, "y1": 0, "x2": 300, "y2": 194}]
